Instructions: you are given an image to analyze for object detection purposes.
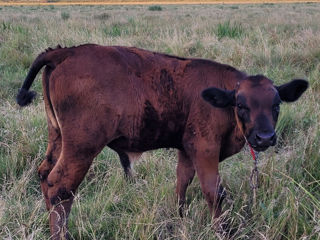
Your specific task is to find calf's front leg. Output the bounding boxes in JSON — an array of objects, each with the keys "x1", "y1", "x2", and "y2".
[
  {"x1": 176, "y1": 150, "x2": 195, "y2": 217},
  {"x1": 193, "y1": 150, "x2": 223, "y2": 218}
]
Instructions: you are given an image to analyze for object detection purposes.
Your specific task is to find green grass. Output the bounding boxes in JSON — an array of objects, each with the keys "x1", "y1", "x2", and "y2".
[
  {"x1": 148, "y1": 5, "x2": 163, "y2": 11},
  {"x1": 215, "y1": 21, "x2": 245, "y2": 39},
  {"x1": 61, "y1": 11, "x2": 70, "y2": 20},
  {"x1": 0, "y1": 3, "x2": 320, "y2": 240}
]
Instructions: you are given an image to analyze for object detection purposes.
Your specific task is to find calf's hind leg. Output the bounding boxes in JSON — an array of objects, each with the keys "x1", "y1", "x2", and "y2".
[
  {"x1": 115, "y1": 150, "x2": 142, "y2": 178},
  {"x1": 38, "y1": 123, "x2": 62, "y2": 210},
  {"x1": 46, "y1": 137, "x2": 106, "y2": 240}
]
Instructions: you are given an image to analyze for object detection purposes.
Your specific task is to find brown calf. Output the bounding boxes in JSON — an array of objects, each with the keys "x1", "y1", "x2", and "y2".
[{"x1": 16, "y1": 44, "x2": 308, "y2": 239}]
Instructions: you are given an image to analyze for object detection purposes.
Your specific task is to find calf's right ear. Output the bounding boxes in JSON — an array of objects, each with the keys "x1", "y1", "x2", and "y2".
[{"x1": 201, "y1": 87, "x2": 235, "y2": 108}]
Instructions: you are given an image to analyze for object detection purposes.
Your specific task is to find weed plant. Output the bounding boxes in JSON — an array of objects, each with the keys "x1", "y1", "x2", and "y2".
[
  {"x1": 215, "y1": 21, "x2": 244, "y2": 39},
  {"x1": 61, "y1": 11, "x2": 70, "y2": 20},
  {"x1": 148, "y1": 5, "x2": 163, "y2": 11}
]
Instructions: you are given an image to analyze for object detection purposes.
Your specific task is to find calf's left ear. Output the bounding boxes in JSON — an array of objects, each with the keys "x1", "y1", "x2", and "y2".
[
  {"x1": 276, "y1": 79, "x2": 309, "y2": 102},
  {"x1": 201, "y1": 87, "x2": 235, "y2": 108}
]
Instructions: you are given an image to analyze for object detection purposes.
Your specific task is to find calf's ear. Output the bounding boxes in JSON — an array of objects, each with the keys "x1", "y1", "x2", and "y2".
[
  {"x1": 276, "y1": 79, "x2": 309, "y2": 102},
  {"x1": 201, "y1": 87, "x2": 235, "y2": 108}
]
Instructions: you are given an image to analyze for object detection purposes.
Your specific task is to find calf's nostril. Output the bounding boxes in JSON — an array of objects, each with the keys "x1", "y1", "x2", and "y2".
[
  {"x1": 255, "y1": 134, "x2": 263, "y2": 145},
  {"x1": 256, "y1": 134, "x2": 262, "y2": 141},
  {"x1": 256, "y1": 132, "x2": 276, "y2": 145}
]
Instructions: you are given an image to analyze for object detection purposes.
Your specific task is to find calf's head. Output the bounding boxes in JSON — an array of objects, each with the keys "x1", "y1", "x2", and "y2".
[{"x1": 202, "y1": 75, "x2": 308, "y2": 152}]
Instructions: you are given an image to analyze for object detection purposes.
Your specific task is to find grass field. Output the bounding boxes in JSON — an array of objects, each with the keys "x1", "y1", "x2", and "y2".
[{"x1": 0, "y1": 2, "x2": 320, "y2": 240}]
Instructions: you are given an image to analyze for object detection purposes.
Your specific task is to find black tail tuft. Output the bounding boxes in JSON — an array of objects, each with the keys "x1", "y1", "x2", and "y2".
[{"x1": 16, "y1": 88, "x2": 37, "y2": 107}]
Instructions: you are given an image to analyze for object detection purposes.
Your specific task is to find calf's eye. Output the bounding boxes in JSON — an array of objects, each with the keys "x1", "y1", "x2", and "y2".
[
  {"x1": 237, "y1": 103, "x2": 249, "y2": 111},
  {"x1": 237, "y1": 103, "x2": 244, "y2": 109}
]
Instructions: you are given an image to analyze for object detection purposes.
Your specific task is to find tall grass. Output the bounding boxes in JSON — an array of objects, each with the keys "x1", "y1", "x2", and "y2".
[
  {"x1": 148, "y1": 5, "x2": 162, "y2": 11},
  {"x1": 61, "y1": 11, "x2": 70, "y2": 20},
  {"x1": 215, "y1": 21, "x2": 244, "y2": 39},
  {"x1": 0, "y1": 3, "x2": 319, "y2": 239}
]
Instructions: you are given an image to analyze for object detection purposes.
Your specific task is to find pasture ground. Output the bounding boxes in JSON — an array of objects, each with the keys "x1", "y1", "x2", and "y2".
[{"x1": 0, "y1": 2, "x2": 320, "y2": 239}]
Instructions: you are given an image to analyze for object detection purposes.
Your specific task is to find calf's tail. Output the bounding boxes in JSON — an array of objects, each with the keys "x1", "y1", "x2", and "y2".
[
  {"x1": 16, "y1": 45, "x2": 71, "y2": 107},
  {"x1": 16, "y1": 52, "x2": 47, "y2": 106}
]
